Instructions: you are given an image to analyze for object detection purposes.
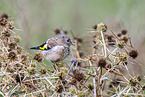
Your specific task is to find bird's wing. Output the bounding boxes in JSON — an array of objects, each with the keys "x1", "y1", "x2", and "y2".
[{"x1": 46, "y1": 37, "x2": 59, "y2": 48}]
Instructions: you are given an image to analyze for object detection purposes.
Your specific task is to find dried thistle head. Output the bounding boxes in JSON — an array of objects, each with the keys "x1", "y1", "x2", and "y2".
[
  {"x1": 117, "y1": 41, "x2": 125, "y2": 48},
  {"x1": 1, "y1": 13, "x2": 9, "y2": 19},
  {"x1": 93, "y1": 24, "x2": 97, "y2": 30},
  {"x1": 8, "y1": 51, "x2": 17, "y2": 60},
  {"x1": 63, "y1": 30, "x2": 68, "y2": 35},
  {"x1": 129, "y1": 78, "x2": 138, "y2": 86},
  {"x1": 1, "y1": 29, "x2": 11, "y2": 37},
  {"x1": 15, "y1": 73, "x2": 24, "y2": 83},
  {"x1": 119, "y1": 53, "x2": 127, "y2": 62},
  {"x1": 73, "y1": 69, "x2": 85, "y2": 82},
  {"x1": 55, "y1": 84, "x2": 63, "y2": 93},
  {"x1": 121, "y1": 29, "x2": 127, "y2": 35},
  {"x1": 40, "y1": 68, "x2": 47, "y2": 74},
  {"x1": 8, "y1": 41, "x2": 17, "y2": 49},
  {"x1": 88, "y1": 83, "x2": 94, "y2": 91},
  {"x1": 31, "y1": 62, "x2": 37, "y2": 68},
  {"x1": 69, "y1": 77, "x2": 77, "y2": 85},
  {"x1": 7, "y1": 22, "x2": 14, "y2": 30},
  {"x1": 98, "y1": 58, "x2": 107, "y2": 68},
  {"x1": 69, "y1": 87, "x2": 76, "y2": 94},
  {"x1": 97, "y1": 23, "x2": 107, "y2": 32},
  {"x1": 121, "y1": 35, "x2": 128, "y2": 43},
  {"x1": 0, "y1": 14, "x2": 8, "y2": 26},
  {"x1": 54, "y1": 28, "x2": 61, "y2": 35},
  {"x1": 117, "y1": 33, "x2": 122, "y2": 37},
  {"x1": 16, "y1": 46, "x2": 23, "y2": 54},
  {"x1": 129, "y1": 49, "x2": 138, "y2": 59},
  {"x1": 21, "y1": 54, "x2": 28, "y2": 61},
  {"x1": 33, "y1": 52, "x2": 43, "y2": 62},
  {"x1": 27, "y1": 67, "x2": 36, "y2": 75},
  {"x1": 57, "y1": 72, "x2": 66, "y2": 80},
  {"x1": 14, "y1": 35, "x2": 21, "y2": 42},
  {"x1": 136, "y1": 75, "x2": 141, "y2": 81}
]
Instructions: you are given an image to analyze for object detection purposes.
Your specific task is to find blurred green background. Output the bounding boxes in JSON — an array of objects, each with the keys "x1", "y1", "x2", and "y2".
[{"x1": 0, "y1": 0, "x2": 145, "y2": 75}]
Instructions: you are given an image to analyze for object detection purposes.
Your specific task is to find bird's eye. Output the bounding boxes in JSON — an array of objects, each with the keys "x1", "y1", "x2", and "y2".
[{"x1": 66, "y1": 39, "x2": 70, "y2": 43}]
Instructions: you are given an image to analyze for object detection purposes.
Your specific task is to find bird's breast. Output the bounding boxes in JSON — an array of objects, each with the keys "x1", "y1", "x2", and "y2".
[{"x1": 42, "y1": 45, "x2": 69, "y2": 62}]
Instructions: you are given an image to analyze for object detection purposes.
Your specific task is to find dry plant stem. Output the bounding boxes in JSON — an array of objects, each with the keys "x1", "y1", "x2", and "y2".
[
  {"x1": 100, "y1": 31, "x2": 107, "y2": 57},
  {"x1": 97, "y1": 67, "x2": 102, "y2": 96},
  {"x1": 110, "y1": 30, "x2": 119, "y2": 40}
]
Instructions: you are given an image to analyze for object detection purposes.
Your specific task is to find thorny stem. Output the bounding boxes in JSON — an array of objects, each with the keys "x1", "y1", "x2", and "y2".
[
  {"x1": 100, "y1": 31, "x2": 107, "y2": 58},
  {"x1": 97, "y1": 67, "x2": 102, "y2": 97},
  {"x1": 89, "y1": 60, "x2": 97, "y2": 97}
]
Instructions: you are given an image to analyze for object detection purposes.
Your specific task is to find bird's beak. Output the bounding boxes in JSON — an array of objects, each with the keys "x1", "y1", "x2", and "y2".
[{"x1": 30, "y1": 42, "x2": 47, "y2": 50}]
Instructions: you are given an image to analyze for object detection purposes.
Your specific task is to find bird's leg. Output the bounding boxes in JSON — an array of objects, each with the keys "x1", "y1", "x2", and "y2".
[{"x1": 67, "y1": 60, "x2": 75, "y2": 74}]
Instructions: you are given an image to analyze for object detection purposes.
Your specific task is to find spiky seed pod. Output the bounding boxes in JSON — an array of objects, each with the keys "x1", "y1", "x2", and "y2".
[
  {"x1": 55, "y1": 84, "x2": 63, "y2": 93},
  {"x1": 63, "y1": 30, "x2": 68, "y2": 35},
  {"x1": 54, "y1": 28, "x2": 61, "y2": 35},
  {"x1": 69, "y1": 77, "x2": 77, "y2": 85},
  {"x1": 8, "y1": 22, "x2": 14, "y2": 30},
  {"x1": 57, "y1": 72, "x2": 66, "y2": 80},
  {"x1": 1, "y1": 29, "x2": 11, "y2": 37},
  {"x1": 62, "y1": 80, "x2": 67, "y2": 85},
  {"x1": 117, "y1": 41, "x2": 125, "y2": 48},
  {"x1": 59, "y1": 67, "x2": 68, "y2": 73},
  {"x1": 40, "y1": 68, "x2": 47, "y2": 74},
  {"x1": 98, "y1": 58, "x2": 107, "y2": 68},
  {"x1": 69, "y1": 87, "x2": 76, "y2": 94},
  {"x1": 21, "y1": 54, "x2": 28, "y2": 61},
  {"x1": 88, "y1": 83, "x2": 94, "y2": 90},
  {"x1": 31, "y1": 62, "x2": 37, "y2": 68},
  {"x1": 27, "y1": 67, "x2": 36, "y2": 75},
  {"x1": 129, "y1": 49, "x2": 138, "y2": 59},
  {"x1": 73, "y1": 69, "x2": 85, "y2": 82},
  {"x1": 93, "y1": 24, "x2": 97, "y2": 29},
  {"x1": 136, "y1": 75, "x2": 141, "y2": 81},
  {"x1": 0, "y1": 15, "x2": 8, "y2": 26},
  {"x1": 8, "y1": 51, "x2": 17, "y2": 60},
  {"x1": 8, "y1": 41, "x2": 17, "y2": 49},
  {"x1": 117, "y1": 33, "x2": 122, "y2": 37},
  {"x1": 121, "y1": 35, "x2": 128, "y2": 43},
  {"x1": 33, "y1": 52, "x2": 43, "y2": 62},
  {"x1": 16, "y1": 46, "x2": 23, "y2": 54},
  {"x1": 142, "y1": 85, "x2": 145, "y2": 90},
  {"x1": 14, "y1": 35, "x2": 21, "y2": 42},
  {"x1": 1, "y1": 13, "x2": 9, "y2": 19},
  {"x1": 119, "y1": 53, "x2": 127, "y2": 62},
  {"x1": 121, "y1": 29, "x2": 127, "y2": 35},
  {"x1": 129, "y1": 79, "x2": 138, "y2": 86},
  {"x1": 97, "y1": 23, "x2": 107, "y2": 32},
  {"x1": 15, "y1": 73, "x2": 24, "y2": 83},
  {"x1": 107, "y1": 35, "x2": 115, "y2": 45}
]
